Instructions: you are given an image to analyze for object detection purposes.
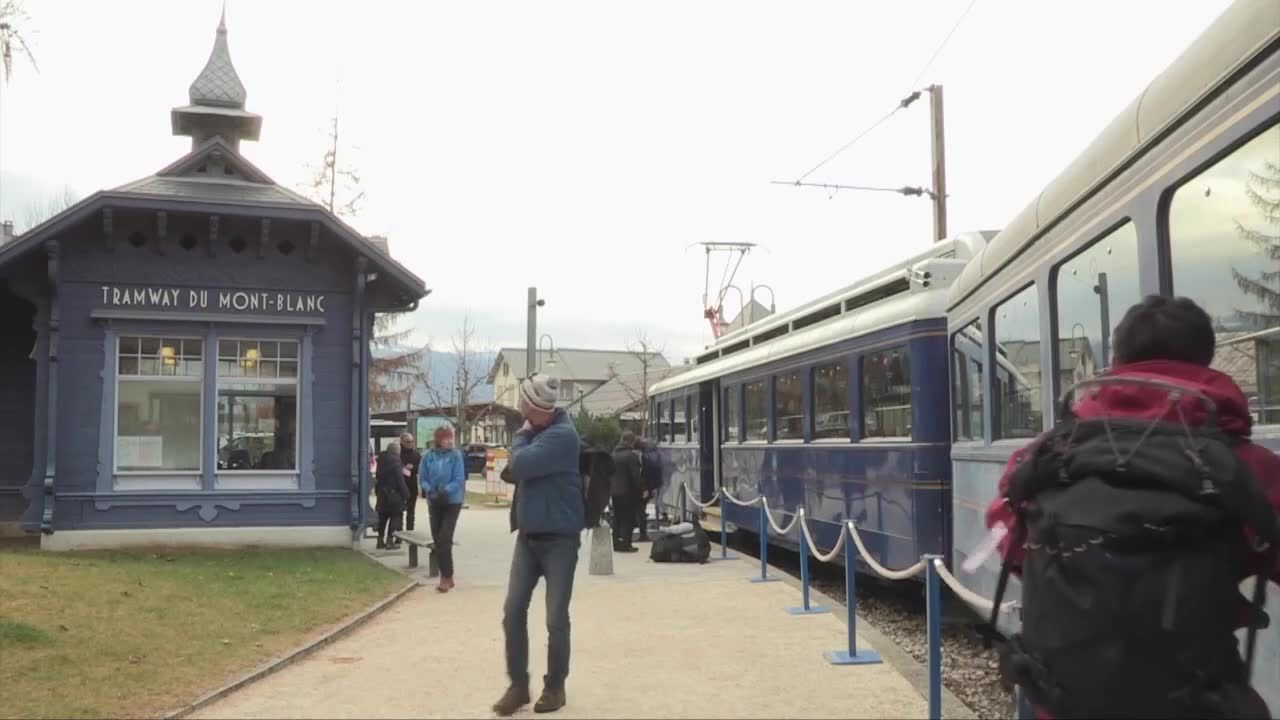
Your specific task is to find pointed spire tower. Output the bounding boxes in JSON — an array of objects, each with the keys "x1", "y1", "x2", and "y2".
[{"x1": 170, "y1": 6, "x2": 262, "y2": 152}]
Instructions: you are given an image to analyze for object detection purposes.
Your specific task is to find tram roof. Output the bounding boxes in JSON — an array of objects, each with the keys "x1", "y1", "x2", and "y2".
[
  {"x1": 947, "y1": 0, "x2": 1280, "y2": 310},
  {"x1": 651, "y1": 231, "x2": 992, "y2": 396}
]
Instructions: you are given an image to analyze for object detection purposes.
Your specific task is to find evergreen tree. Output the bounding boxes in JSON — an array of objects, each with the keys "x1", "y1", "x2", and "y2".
[{"x1": 1231, "y1": 159, "x2": 1280, "y2": 329}]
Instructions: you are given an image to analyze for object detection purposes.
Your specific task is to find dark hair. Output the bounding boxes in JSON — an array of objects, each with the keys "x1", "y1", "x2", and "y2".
[
  {"x1": 621, "y1": 431, "x2": 637, "y2": 446},
  {"x1": 1112, "y1": 295, "x2": 1215, "y2": 367}
]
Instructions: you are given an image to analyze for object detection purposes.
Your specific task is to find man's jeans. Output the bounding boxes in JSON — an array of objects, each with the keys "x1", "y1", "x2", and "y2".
[{"x1": 503, "y1": 532, "x2": 580, "y2": 690}]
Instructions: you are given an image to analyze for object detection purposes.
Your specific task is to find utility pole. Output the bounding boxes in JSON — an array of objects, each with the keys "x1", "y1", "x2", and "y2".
[
  {"x1": 526, "y1": 287, "x2": 540, "y2": 380},
  {"x1": 928, "y1": 84, "x2": 948, "y2": 242}
]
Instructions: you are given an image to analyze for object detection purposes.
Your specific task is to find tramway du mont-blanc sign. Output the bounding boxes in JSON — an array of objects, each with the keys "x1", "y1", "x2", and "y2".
[{"x1": 99, "y1": 285, "x2": 327, "y2": 314}]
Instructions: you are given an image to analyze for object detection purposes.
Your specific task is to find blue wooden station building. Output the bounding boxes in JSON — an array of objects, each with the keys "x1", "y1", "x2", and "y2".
[{"x1": 0, "y1": 13, "x2": 428, "y2": 549}]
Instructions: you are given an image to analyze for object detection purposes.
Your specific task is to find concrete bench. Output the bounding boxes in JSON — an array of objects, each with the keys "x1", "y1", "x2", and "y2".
[{"x1": 394, "y1": 531, "x2": 438, "y2": 577}]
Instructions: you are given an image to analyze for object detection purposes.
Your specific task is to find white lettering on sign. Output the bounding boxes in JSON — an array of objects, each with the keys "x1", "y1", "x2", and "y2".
[{"x1": 100, "y1": 285, "x2": 327, "y2": 314}]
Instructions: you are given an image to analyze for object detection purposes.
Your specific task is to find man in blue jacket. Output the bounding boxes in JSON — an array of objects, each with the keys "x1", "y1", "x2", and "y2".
[{"x1": 493, "y1": 374, "x2": 584, "y2": 717}]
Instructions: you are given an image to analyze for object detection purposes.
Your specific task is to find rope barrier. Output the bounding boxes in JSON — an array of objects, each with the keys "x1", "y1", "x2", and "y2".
[
  {"x1": 707, "y1": 484, "x2": 1027, "y2": 720},
  {"x1": 681, "y1": 483, "x2": 721, "y2": 509},
  {"x1": 760, "y1": 497, "x2": 801, "y2": 535},
  {"x1": 721, "y1": 487, "x2": 764, "y2": 507},
  {"x1": 932, "y1": 557, "x2": 1017, "y2": 615},
  {"x1": 799, "y1": 509, "x2": 847, "y2": 563},
  {"x1": 845, "y1": 521, "x2": 927, "y2": 581}
]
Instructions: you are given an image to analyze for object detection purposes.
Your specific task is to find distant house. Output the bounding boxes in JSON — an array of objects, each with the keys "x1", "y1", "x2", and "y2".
[
  {"x1": 488, "y1": 347, "x2": 670, "y2": 413},
  {"x1": 564, "y1": 364, "x2": 690, "y2": 432},
  {"x1": 721, "y1": 299, "x2": 772, "y2": 335}
]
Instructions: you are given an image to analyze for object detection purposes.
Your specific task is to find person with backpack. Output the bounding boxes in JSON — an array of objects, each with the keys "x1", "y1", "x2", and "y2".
[
  {"x1": 610, "y1": 432, "x2": 643, "y2": 552},
  {"x1": 984, "y1": 295, "x2": 1280, "y2": 719},
  {"x1": 493, "y1": 374, "x2": 584, "y2": 717},
  {"x1": 374, "y1": 440, "x2": 409, "y2": 550}
]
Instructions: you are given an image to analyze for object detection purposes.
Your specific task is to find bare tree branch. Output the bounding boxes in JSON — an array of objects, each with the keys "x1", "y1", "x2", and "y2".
[
  {"x1": 19, "y1": 185, "x2": 78, "y2": 233},
  {"x1": 605, "y1": 329, "x2": 666, "y2": 433}
]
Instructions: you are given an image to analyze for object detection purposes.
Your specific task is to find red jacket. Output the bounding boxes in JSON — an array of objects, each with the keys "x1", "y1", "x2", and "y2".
[{"x1": 986, "y1": 359, "x2": 1280, "y2": 590}]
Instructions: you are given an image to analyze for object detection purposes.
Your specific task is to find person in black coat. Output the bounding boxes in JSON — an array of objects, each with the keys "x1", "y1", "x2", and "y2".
[
  {"x1": 399, "y1": 432, "x2": 423, "y2": 538},
  {"x1": 375, "y1": 440, "x2": 409, "y2": 549}
]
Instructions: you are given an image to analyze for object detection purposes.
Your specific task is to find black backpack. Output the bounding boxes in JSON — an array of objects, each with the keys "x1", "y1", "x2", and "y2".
[
  {"x1": 649, "y1": 522, "x2": 711, "y2": 563},
  {"x1": 987, "y1": 376, "x2": 1279, "y2": 719}
]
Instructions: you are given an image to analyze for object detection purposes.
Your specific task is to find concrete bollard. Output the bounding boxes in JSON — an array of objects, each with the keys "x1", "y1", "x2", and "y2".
[{"x1": 589, "y1": 524, "x2": 614, "y2": 576}]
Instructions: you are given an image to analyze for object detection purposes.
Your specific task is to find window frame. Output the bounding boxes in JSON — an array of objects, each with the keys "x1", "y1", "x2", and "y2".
[
  {"x1": 113, "y1": 333, "x2": 205, "y2": 484},
  {"x1": 951, "y1": 320, "x2": 986, "y2": 443},
  {"x1": 1050, "y1": 219, "x2": 1138, "y2": 403},
  {"x1": 742, "y1": 378, "x2": 769, "y2": 443},
  {"x1": 723, "y1": 384, "x2": 742, "y2": 444},
  {"x1": 773, "y1": 369, "x2": 805, "y2": 443},
  {"x1": 990, "y1": 282, "x2": 1045, "y2": 442},
  {"x1": 859, "y1": 344, "x2": 913, "y2": 442},
  {"x1": 215, "y1": 337, "x2": 302, "y2": 480},
  {"x1": 811, "y1": 357, "x2": 853, "y2": 443}
]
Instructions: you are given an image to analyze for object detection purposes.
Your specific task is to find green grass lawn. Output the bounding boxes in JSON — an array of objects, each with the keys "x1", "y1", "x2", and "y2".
[{"x1": 0, "y1": 545, "x2": 405, "y2": 719}]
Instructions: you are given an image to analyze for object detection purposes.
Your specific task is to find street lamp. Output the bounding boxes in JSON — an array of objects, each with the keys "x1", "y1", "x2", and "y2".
[
  {"x1": 526, "y1": 288, "x2": 546, "y2": 379},
  {"x1": 538, "y1": 334, "x2": 558, "y2": 371}
]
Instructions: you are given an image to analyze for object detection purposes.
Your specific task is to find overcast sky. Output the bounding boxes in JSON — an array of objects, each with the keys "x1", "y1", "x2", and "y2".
[{"x1": 0, "y1": 0, "x2": 1234, "y2": 362}]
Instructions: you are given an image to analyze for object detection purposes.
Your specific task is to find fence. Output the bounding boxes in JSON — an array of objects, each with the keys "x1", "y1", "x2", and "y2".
[{"x1": 678, "y1": 483, "x2": 1035, "y2": 720}]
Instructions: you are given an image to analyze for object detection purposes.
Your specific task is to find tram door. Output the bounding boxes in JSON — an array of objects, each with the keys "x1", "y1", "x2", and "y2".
[{"x1": 699, "y1": 380, "x2": 717, "y2": 502}]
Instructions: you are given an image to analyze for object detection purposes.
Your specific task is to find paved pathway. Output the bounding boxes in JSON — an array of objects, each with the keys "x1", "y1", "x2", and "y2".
[{"x1": 194, "y1": 500, "x2": 932, "y2": 719}]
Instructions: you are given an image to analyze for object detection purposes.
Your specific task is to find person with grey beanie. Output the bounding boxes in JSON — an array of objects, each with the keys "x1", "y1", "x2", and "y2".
[{"x1": 493, "y1": 373, "x2": 584, "y2": 717}]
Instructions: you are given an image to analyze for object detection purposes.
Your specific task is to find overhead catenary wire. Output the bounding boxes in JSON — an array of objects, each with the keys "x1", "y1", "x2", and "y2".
[
  {"x1": 909, "y1": 0, "x2": 979, "y2": 89},
  {"x1": 784, "y1": 0, "x2": 979, "y2": 190}
]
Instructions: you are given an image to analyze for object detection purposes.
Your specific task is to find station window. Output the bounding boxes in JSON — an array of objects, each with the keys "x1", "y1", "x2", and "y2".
[
  {"x1": 775, "y1": 371, "x2": 804, "y2": 440},
  {"x1": 672, "y1": 398, "x2": 688, "y2": 441},
  {"x1": 813, "y1": 360, "x2": 850, "y2": 440},
  {"x1": 993, "y1": 285, "x2": 1043, "y2": 439},
  {"x1": 952, "y1": 320, "x2": 988, "y2": 443},
  {"x1": 744, "y1": 380, "x2": 768, "y2": 441},
  {"x1": 1054, "y1": 222, "x2": 1140, "y2": 400},
  {"x1": 862, "y1": 347, "x2": 911, "y2": 439},
  {"x1": 723, "y1": 386, "x2": 740, "y2": 443},
  {"x1": 115, "y1": 336, "x2": 203, "y2": 474},
  {"x1": 951, "y1": 320, "x2": 984, "y2": 441},
  {"x1": 1168, "y1": 121, "x2": 1280, "y2": 424},
  {"x1": 217, "y1": 340, "x2": 299, "y2": 471}
]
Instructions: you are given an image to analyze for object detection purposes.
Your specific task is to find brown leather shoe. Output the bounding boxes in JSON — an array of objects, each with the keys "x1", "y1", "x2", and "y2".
[
  {"x1": 492, "y1": 686, "x2": 530, "y2": 717},
  {"x1": 534, "y1": 687, "x2": 566, "y2": 713}
]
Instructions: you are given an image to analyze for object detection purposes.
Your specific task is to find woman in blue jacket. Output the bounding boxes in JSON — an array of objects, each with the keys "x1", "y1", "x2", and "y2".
[{"x1": 421, "y1": 423, "x2": 467, "y2": 592}]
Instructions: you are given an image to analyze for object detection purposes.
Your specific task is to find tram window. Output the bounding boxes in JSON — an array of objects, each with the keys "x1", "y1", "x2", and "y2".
[
  {"x1": 1055, "y1": 222, "x2": 1140, "y2": 399},
  {"x1": 951, "y1": 320, "x2": 984, "y2": 442},
  {"x1": 993, "y1": 284, "x2": 1043, "y2": 439},
  {"x1": 862, "y1": 347, "x2": 911, "y2": 439},
  {"x1": 672, "y1": 399, "x2": 688, "y2": 441},
  {"x1": 658, "y1": 400, "x2": 671, "y2": 442},
  {"x1": 689, "y1": 396, "x2": 699, "y2": 444},
  {"x1": 724, "y1": 386, "x2": 740, "y2": 443},
  {"x1": 775, "y1": 371, "x2": 804, "y2": 440},
  {"x1": 744, "y1": 380, "x2": 768, "y2": 441},
  {"x1": 813, "y1": 360, "x2": 850, "y2": 440},
  {"x1": 1169, "y1": 121, "x2": 1280, "y2": 424}
]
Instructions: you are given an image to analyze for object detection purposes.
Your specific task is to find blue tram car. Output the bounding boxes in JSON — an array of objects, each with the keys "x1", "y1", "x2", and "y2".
[{"x1": 648, "y1": 232, "x2": 993, "y2": 571}]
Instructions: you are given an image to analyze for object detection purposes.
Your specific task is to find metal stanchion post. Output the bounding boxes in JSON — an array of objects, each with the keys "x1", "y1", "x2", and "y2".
[
  {"x1": 1014, "y1": 686, "x2": 1034, "y2": 720},
  {"x1": 826, "y1": 526, "x2": 881, "y2": 665},
  {"x1": 787, "y1": 515, "x2": 829, "y2": 615},
  {"x1": 749, "y1": 503, "x2": 779, "y2": 583},
  {"x1": 925, "y1": 555, "x2": 943, "y2": 720},
  {"x1": 713, "y1": 496, "x2": 736, "y2": 561}
]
